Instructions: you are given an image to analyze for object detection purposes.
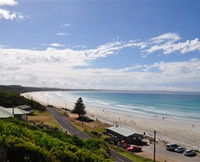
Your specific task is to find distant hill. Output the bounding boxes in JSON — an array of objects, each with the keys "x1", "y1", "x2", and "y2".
[
  {"x1": 0, "y1": 85, "x2": 71, "y2": 94},
  {"x1": 0, "y1": 85, "x2": 105, "y2": 94}
]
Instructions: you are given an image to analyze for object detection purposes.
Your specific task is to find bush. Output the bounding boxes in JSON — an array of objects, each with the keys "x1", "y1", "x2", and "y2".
[
  {"x1": 0, "y1": 91, "x2": 45, "y2": 111},
  {"x1": 0, "y1": 118, "x2": 112, "y2": 162}
]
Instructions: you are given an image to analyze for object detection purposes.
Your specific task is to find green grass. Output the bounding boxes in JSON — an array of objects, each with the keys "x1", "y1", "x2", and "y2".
[
  {"x1": 28, "y1": 110, "x2": 61, "y2": 129},
  {"x1": 120, "y1": 151, "x2": 154, "y2": 162},
  {"x1": 111, "y1": 145, "x2": 154, "y2": 162}
]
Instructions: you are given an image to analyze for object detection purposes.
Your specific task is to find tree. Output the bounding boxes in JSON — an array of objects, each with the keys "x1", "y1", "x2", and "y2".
[{"x1": 72, "y1": 97, "x2": 86, "y2": 118}]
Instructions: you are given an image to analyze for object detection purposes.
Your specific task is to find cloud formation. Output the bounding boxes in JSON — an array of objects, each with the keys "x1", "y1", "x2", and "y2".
[
  {"x1": 0, "y1": 8, "x2": 24, "y2": 20},
  {"x1": 0, "y1": 33, "x2": 200, "y2": 91},
  {"x1": 57, "y1": 32, "x2": 71, "y2": 36},
  {"x1": 144, "y1": 33, "x2": 200, "y2": 55},
  {"x1": 61, "y1": 23, "x2": 71, "y2": 28},
  {"x1": 150, "y1": 33, "x2": 181, "y2": 43},
  {"x1": 50, "y1": 43, "x2": 65, "y2": 47},
  {"x1": 0, "y1": 0, "x2": 25, "y2": 20},
  {"x1": 0, "y1": 0, "x2": 17, "y2": 6}
]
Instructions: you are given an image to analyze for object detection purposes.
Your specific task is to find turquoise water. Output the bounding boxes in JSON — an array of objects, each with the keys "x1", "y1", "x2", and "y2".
[{"x1": 46, "y1": 91, "x2": 200, "y2": 122}]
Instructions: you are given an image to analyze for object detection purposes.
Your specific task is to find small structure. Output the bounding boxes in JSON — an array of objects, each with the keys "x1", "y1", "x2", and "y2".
[
  {"x1": 17, "y1": 105, "x2": 32, "y2": 112},
  {"x1": 105, "y1": 126, "x2": 143, "y2": 148},
  {"x1": 0, "y1": 106, "x2": 30, "y2": 121}
]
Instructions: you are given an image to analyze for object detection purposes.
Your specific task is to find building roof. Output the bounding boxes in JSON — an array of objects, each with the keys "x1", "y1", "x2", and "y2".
[
  {"x1": 106, "y1": 126, "x2": 138, "y2": 137},
  {"x1": 5, "y1": 108, "x2": 30, "y2": 115},
  {"x1": 0, "y1": 106, "x2": 30, "y2": 118},
  {"x1": 0, "y1": 106, "x2": 13, "y2": 118},
  {"x1": 17, "y1": 105, "x2": 31, "y2": 110}
]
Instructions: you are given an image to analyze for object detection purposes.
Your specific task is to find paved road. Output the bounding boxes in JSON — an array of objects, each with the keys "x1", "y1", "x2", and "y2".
[
  {"x1": 47, "y1": 107, "x2": 90, "y2": 139},
  {"x1": 47, "y1": 107, "x2": 133, "y2": 162}
]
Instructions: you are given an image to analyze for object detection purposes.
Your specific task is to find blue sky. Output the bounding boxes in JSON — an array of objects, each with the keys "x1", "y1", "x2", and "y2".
[{"x1": 0, "y1": 0, "x2": 200, "y2": 91}]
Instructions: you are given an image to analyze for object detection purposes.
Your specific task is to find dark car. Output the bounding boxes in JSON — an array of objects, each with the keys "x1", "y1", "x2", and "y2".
[
  {"x1": 183, "y1": 150, "x2": 196, "y2": 157},
  {"x1": 175, "y1": 146, "x2": 186, "y2": 153},
  {"x1": 166, "y1": 143, "x2": 179, "y2": 151}
]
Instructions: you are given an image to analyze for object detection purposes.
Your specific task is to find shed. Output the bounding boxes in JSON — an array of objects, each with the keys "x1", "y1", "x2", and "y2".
[{"x1": 105, "y1": 126, "x2": 143, "y2": 147}]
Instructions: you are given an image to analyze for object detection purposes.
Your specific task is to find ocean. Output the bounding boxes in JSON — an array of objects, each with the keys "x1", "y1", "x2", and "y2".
[{"x1": 44, "y1": 91, "x2": 200, "y2": 123}]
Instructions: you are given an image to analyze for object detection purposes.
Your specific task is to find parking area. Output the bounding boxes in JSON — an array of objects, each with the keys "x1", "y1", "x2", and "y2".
[{"x1": 135, "y1": 143, "x2": 200, "y2": 162}]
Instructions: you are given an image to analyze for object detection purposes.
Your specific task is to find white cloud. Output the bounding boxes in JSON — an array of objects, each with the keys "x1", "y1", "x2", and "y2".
[
  {"x1": 50, "y1": 43, "x2": 65, "y2": 47},
  {"x1": 141, "y1": 33, "x2": 200, "y2": 55},
  {"x1": 0, "y1": 0, "x2": 17, "y2": 6},
  {"x1": 61, "y1": 23, "x2": 71, "y2": 28},
  {"x1": 145, "y1": 38, "x2": 200, "y2": 54},
  {"x1": 0, "y1": 0, "x2": 25, "y2": 20},
  {"x1": 0, "y1": 8, "x2": 24, "y2": 20},
  {"x1": 150, "y1": 33, "x2": 181, "y2": 43},
  {"x1": 57, "y1": 32, "x2": 71, "y2": 36}
]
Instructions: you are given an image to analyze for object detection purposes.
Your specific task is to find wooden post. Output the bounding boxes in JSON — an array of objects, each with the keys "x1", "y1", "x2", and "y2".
[
  {"x1": 12, "y1": 106, "x2": 14, "y2": 117},
  {"x1": 153, "y1": 130, "x2": 156, "y2": 162}
]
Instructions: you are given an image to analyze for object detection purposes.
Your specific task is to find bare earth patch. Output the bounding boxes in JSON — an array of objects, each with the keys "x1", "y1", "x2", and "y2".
[{"x1": 28, "y1": 110, "x2": 61, "y2": 129}]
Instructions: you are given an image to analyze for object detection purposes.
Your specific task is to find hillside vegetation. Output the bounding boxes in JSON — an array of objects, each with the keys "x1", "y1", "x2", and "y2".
[
  {"x1": 0, "y1": 118, "x2": 112, "y2": 162},
  {"x1": 0, "y1": 90, "x2": 45, "y2": 110}
]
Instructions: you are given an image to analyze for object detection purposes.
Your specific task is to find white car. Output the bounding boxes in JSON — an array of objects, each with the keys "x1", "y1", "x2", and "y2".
[
  {"x1": 166, "y1": 143, "x2": 178, "y2": 151},
  {"x1": 183, "y1": 150, "x2": 196, "y2": 157},
  {"x1": 175, "y1": 146, "x2": 186, "y2": 153}
]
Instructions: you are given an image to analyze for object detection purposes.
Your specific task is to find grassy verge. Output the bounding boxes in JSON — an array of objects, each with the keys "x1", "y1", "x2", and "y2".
[
  {"x1": 28, "y1": 110, "x2": 61, "y2": 129},
  {"x1": 68, "y1": 114, "x2": 110, "y2": 139},
  {"x1": 111, "y1": 145, "x2": 154, "y2": 162}
]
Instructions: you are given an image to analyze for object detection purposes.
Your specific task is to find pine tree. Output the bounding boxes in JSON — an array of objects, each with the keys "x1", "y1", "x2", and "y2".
[{"x1": 72, "y1": 97, "x2": 86, "y2": 118}]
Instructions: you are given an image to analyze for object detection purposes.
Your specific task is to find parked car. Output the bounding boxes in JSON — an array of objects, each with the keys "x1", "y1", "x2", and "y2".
[
  {"x1": 175, "y1": 146, "x2": 186, "y2": 153},
  {"x1": 166, "y1": 143, "x2": 179, "y2": 151},
  {"x1": 127, "y1": 145, "x2": 142, "y2": 152},
  {"x1": 183, "y1": 150, "x2": 196, "y2": 157}
]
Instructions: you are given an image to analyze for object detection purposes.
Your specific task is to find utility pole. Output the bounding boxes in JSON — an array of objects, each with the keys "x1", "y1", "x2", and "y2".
[
  {"x1": 12, "y1": 105, "x2": 15, "y2": 117},
  {"x1": 153, "y1": 130, "x2": 156, "y2": 162},
  {"x1": 65, "y1": 103, "x2": 67, "y2": 110}
]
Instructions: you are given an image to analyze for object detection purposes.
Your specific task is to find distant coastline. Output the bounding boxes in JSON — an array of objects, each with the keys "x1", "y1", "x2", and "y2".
[{"x1": 1, "y1": 85, "x2": 200, "y2": 94}]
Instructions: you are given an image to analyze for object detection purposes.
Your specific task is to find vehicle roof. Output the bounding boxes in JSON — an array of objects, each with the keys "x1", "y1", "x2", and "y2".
[{"x1": 167, "y1": 143, "x2": 177, "y2": 145}]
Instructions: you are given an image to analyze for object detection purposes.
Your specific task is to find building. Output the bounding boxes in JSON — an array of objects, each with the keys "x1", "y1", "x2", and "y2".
[
  {"x1": 17, "y1": 105, "x2": 32, "y2": 112},
  {"x1": 105, "y1": 126, "x2": 144, "y2": 148},
  {"x1": 0, "y1": 106, "x2": 30, "y2": 121}
]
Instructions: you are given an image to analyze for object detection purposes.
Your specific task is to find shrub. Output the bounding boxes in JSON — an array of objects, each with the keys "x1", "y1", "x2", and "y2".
[{"x1": 0, "y1": 118, "x2": 112, "y2": 162}]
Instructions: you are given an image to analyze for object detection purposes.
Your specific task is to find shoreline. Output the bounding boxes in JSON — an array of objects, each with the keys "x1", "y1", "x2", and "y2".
[{"x1": 22, "y1": 91, "x2": 200, "y2": 150}]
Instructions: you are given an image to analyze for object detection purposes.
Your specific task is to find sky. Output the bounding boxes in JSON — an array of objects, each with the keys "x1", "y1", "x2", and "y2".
[{"x1": 0, "y1": 0, "x2": 200, "y2": 92}]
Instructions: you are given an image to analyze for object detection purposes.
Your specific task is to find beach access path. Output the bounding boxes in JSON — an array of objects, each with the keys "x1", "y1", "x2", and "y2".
[{"x1": 47, "y1": 107, "x2": 133, "y2": 162}]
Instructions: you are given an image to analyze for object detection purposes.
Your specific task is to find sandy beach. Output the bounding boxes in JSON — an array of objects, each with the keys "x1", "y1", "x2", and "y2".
[{"x1": 22, "y1": 91, "x2": 200, "y2": 151}]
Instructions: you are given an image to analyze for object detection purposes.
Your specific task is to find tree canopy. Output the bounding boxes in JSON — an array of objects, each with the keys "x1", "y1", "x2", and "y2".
[{"x1": 72, "y1": 97, "x2": 86, "y2": 117}]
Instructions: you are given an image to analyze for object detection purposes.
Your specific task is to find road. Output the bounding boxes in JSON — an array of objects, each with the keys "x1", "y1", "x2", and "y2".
[
  {"x1": 47, "y1": 107, "x2": 133, "y2": 162},
  {"x1": 47, "y1": 107, "x2": 90, "y2": 139}
]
